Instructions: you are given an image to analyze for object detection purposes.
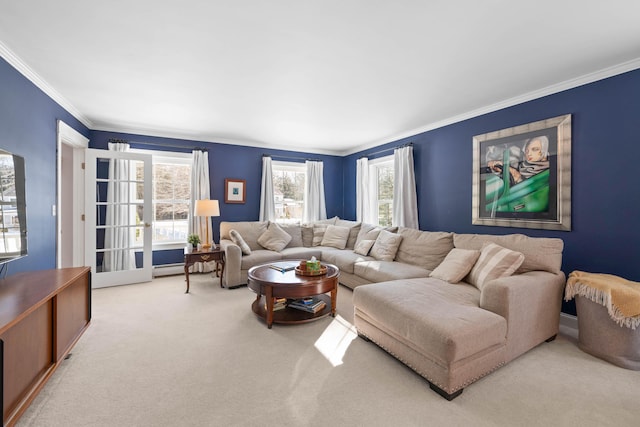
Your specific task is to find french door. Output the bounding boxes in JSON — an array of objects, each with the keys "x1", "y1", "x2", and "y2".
[{"x1": 85, "y1": 149, "x2": 153, "y2": 288}]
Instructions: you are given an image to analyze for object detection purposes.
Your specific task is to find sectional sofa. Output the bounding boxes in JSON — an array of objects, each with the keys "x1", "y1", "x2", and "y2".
[
  {"x1": 219, "y1": 218, "x2": 565, "y2": 399},
  {"x1": 219, "y1": 217, "x2": 452, "y2": 289}
]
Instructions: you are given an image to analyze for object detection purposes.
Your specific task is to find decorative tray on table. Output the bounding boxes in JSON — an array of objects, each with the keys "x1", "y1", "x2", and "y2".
[{"x1": 295, "y1": 265, "x2": 328, "y2": 276}]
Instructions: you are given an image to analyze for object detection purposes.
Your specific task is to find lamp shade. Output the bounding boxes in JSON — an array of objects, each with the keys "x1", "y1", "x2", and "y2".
[{"x1": 194, "y1": 199, "x2": 220, "y2": 217}]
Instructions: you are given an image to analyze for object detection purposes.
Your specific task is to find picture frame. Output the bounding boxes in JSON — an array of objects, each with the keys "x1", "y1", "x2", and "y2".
[
  {"x1": 472, "y1": 114, "x2": 572, "y2": 231},
  {"x1": 225, "y1": 178, "x2": 246, "y2": 204}
]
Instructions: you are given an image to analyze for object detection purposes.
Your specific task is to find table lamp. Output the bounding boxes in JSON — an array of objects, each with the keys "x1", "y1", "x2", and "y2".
[{"x1": 194, "y1": 199, "x2": 220, "y2": 250}]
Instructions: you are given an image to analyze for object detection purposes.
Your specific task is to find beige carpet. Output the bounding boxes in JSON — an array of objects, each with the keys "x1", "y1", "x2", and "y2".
[{"x1": 16, "y1": 273, "x2": 640, "y2": 427}]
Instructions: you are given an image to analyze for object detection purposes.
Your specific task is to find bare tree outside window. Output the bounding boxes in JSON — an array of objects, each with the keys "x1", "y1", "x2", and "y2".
[
  {"x1": 272, "y1": 162, "x2": 305, "y2": 223},
  {"x1": 376, "y1": 163, "x2": 394, "y2": 226},
  {"x1": 135, "y1": 156, "x2": 191, "y2": 244}
]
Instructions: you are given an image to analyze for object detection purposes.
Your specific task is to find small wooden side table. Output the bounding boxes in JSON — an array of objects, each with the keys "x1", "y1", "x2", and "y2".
[{"x1": 184, "y1": 246, "x2": 225, "y2": 293}]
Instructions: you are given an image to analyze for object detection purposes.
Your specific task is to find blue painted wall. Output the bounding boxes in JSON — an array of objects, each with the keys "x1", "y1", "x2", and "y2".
[
  {"x1": 90, "y1": 130, "x2": 344, "y2": 265},
  {"x1": 0, "y1": 57, "x2": 89, "y2": 274},
  {"x1": 344, "y1": 68, "x2": 640, "y2": 314},
  {"x1": 3, "y1": 50, "x2": 640, "y2": 316}
]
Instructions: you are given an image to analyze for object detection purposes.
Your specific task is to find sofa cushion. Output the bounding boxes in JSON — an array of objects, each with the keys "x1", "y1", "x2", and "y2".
[
  {"x1": 356, "y1": 223, "x2": 383, "y2": 245},
  {"x1": 278, "y1": 223, "x2": 303, "y2": 248},
  {"x1": 279, "y1": 247, "x2": 322, "y2": 260},
  {"x1": 257, "y1": 222, "x2": 292, "y2": 252},
  {"x1": 370, "y1": 230, "x2": 403, "y2": 261},
  {"x1": 335, "y1": 219, "x2": 361, "y2": 249},
  {"x1": 354, "y1": 260, "x2": 429, "y2": 282},
  {"x1": 220, "y1": 221, "x2": 268, "y2": 251},
  {"x1": 429, "y1": 248, "x2": 480, "y2": 283},
  {"x1": 353, "y1": 278, "x2": 507, "y2": 364},
  {"x1": 320, "y1": 225, "x2": 351, "y2": 249},
  {"x1": 320, "y1": 248, "x2": 373, "y2": 274},
  {"x1": 353, "y1": 239, "x2": 375, "y2": 256},
  {"x1": 395, "y1": 227, "x2": 454, "y2": 270},
  {"x1": 301, "y1": 225, "x2": 314, "y2": 247},
  {"x1": 466, "y1": 242, "x2": 524, "y2": 290},
  {"x1": 453, "y1": 233, "x2": 563, "y2": 274},
  {"x1": 240, "y1": 250, "x2": 283, "y2": 270},
  {"x1": 229, "y1": 229, "x2": 251, "y2": 255},
  {"x1": 312, "y1": 224, "x2": 329, "y2": 246}
]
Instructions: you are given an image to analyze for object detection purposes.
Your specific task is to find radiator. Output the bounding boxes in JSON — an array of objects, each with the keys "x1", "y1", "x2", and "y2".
[{"x1": 153, "y1": 263, "x2": 184, "y2": 277}]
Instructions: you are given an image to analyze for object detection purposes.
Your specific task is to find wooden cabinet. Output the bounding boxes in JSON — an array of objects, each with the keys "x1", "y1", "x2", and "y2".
[{"x1": 0, "y1": 267, "x2": 91, "y2": 427}]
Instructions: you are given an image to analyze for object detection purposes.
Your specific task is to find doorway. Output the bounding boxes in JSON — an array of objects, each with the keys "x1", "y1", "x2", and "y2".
[{"x1": 56, "y1": 120, "x2": 88, "y2": 269}]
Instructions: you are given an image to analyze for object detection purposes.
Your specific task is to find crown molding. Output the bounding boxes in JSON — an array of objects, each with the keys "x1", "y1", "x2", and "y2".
[
  {"x1": 90, "y1": 123, "x2": 343, "y2": 157},
  {"x1": 341, "y1": 57, "x2": 640, "y2": 156},
  {"x1": 3, "y1": 35, "x2": 638, "y2": 157},
  {"x1": 0, "y1": 41, "x2": 93, "y2": 129}
]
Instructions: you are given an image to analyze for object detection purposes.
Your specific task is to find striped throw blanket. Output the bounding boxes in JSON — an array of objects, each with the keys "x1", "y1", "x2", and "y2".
[{"x1": 565, "y1": 270, "x2": 640, "y2": 330}]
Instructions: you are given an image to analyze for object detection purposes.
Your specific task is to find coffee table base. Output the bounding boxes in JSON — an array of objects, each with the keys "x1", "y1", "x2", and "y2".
[{"x1": 251, "y1": 294, "x2": 333, "y2": 328}]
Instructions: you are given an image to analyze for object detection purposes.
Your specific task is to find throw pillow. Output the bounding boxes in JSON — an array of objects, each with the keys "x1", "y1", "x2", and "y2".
[
  {"x1": 355, "y1": 223, "x2": 384, "y2": 248},
  {"x1": 320, "y1": 225, "x2": 350, "y2": 249},
  {"x1": 353, "y1": 239, "x2": 375, "y2": 256},
  {"x1": 257, "y1": 222, "x2": 292, "y2": 252},
  {"x1": 429, "y1": 248, "x2": 481, "y2": 283},
  {"x1": 335, "y1": 219, "x2": 361, "y2": 249},
  {"x1": 369, "y1": 230, "x2": 404, "y2": 261},
  {"x1": 229, "y1": 229, "x2": 252, "y2": 255},
  {"x1": 312, "y1": 224, "x2": 329, "y2": 246},
  {"x1": 466, "y1": 242, "x2": 525, "y2": 290}
]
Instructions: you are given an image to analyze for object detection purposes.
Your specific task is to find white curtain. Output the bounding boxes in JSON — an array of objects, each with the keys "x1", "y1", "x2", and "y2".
[
  {"x1": 259, "y1": 156, "x2": 276, "y2": 221},
  {"x1": 103, "y1": 142, "x2": 135, "y2": 272},
  {"x1": 189, "y1": 150, "x2": 214, "y2": 272},
  {"x1": 393, "y1": 145, "x2": 419, "y2": 229},
  {"x1": 356, "y1": 157, "x2": 374, "y2": 224},
  {"x1": 303, "y1": 160, "x2": 327, "y2": 223}
]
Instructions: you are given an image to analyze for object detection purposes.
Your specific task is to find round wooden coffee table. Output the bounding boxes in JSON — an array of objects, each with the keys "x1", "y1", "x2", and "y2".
[{"x1": 247, "y1": 261, "x2": 339, "y2": 329}]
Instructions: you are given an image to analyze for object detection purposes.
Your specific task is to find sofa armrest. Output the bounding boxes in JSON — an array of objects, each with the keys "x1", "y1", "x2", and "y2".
[
  {"x1": 480, "y1": 270, "x2": 565, "y2": 362},
  {"x1": 219, "y1": 239, "x2": 242, "y2": 287}
]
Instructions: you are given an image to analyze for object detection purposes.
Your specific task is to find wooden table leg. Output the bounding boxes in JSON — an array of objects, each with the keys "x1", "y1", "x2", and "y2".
[
  {"x1": 330, "y1": 279, "x2": 337, "y2": 317},
  {"x1": 184, "y1": 263, "x2": 191, "y2": 293},
  {"x1": 265, "y1": 285, "x2": 274, "y2": 329}
]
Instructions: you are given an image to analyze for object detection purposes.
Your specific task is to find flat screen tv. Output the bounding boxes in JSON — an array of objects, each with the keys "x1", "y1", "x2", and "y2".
[{"x1": 0, "y1": 149, "x2": 27, "y2": 264}]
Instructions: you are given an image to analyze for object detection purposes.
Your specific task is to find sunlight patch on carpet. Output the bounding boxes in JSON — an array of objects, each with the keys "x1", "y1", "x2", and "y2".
[{"x1": 314, "y1": 315, "x2": 358, "y2": 366}]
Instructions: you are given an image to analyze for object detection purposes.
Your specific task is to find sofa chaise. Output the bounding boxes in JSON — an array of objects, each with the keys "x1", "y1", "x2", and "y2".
[{"x1": 218, "y1": 218, "x2": 565, "y2": 400}]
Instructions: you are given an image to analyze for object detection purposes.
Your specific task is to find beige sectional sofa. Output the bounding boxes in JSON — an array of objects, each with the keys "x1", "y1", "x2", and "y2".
[
  {"x1": 219, "y1": 218, "x2": 565, "y2": 400},
  {"x1": 219, "y1": 217, "x2": 452, "y2": 289}
]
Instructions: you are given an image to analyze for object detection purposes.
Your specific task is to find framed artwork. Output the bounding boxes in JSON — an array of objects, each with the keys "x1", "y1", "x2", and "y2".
[
  {"x1": 225, "y1": 178, "x2": 246, "y2": 204},
  {"x1": 472, "y1": 114, "x2": 572, "y2": 231}
]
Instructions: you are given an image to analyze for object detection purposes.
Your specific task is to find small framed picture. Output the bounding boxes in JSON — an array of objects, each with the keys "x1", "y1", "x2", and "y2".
[{"x1": 225, "y1": 178, "x2": 246, "y2": 204}]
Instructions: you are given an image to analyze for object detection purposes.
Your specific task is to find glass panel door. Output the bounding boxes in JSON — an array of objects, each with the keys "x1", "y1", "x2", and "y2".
[{"x1": 85, "y1": 149, "x2": 152, "y2": 288}]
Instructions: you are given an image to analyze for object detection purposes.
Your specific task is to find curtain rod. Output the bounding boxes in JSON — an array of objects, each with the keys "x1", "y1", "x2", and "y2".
[
  {"x1": 359, "y1": 142, "x2": 413, "y2": 159},
  {"x1": 263, "y1": 153, "x2": 321, "y2": 162},
  {"x1": 108, "y1": 138, "x2": 208, "y2": 151}
]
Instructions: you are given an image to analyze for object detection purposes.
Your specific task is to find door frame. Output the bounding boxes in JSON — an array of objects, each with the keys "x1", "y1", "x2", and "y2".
[{"x1": 56, "y1": 120, "x2": 89, "y2": 268}]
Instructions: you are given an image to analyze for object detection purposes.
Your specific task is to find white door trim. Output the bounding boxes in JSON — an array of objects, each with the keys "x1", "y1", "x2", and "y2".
[{"x1": 56, "y1": 120, "x2": 89, "y2": 268}]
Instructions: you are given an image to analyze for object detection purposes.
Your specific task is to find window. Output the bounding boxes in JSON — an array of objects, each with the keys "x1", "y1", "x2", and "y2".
[
  {"x1": 370, "y1": 156, "x2": 394, "y2": 227},
  {"x1": 134, "y1": 150, "x2": 192, "y2": 246},
  {"x1": 272, "y1": 161, "x2": 305, "y2": 224}
]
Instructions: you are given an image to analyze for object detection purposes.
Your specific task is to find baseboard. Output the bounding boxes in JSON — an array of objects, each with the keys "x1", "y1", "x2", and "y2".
[{"x1": 560, "y1": 312, "x2": 578, "y2": 333}]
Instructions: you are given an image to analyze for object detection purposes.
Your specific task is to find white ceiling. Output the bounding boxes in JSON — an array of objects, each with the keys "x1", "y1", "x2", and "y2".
[{"x1": 1, "y1": 1, "x2": 640, "y2": 155}]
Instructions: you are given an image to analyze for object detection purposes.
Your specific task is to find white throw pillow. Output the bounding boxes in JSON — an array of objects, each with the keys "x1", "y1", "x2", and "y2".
[
  {"x1": 369, "y1": 230, "x2": 403, "y2": 261},
  {"x1": 257, "y1": 222, "x2": 292, "y2": 252},
  {"x1": 466, "y1": 242, "x2": 525, "y2": 290},
  {"x1": 353, "y1": 239, "x2": 375, "y2": 256},
  {"x1": 229, "y1": 229, "x2": 251, "y2": 255},
  {"x1": 320, "y1": 225, "x2": 350, "y2": 249},
  {"x1": 429, "y1": 248, "x2": 480, "y2": 283}
]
